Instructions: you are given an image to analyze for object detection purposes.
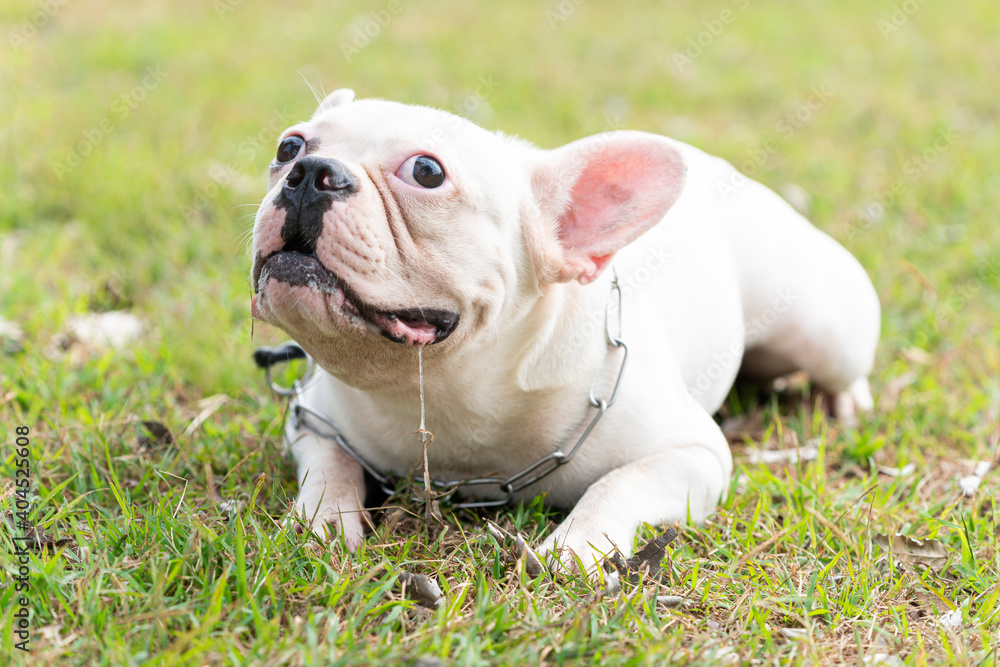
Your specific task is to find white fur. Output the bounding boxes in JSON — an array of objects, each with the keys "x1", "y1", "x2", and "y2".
[{"x1": 251, "y1": 89, "x2": 880, "y2": 570}]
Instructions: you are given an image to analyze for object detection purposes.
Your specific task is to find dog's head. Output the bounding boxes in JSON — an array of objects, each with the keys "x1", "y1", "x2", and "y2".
[{"x1": 250, "y1": 89, "x2": 685, "y2": 388}]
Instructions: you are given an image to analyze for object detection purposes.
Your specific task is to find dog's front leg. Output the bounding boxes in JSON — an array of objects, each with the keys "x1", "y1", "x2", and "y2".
[
  {"x1": 539, "y1": 443, "x2": 731, "y2": 572},
  {"x1": 287, "y1": 425, "x2": 369, "y2": 550}
]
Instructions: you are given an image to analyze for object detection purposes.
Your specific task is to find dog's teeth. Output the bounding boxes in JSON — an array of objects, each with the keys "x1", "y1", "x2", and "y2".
[{"x1": 364, "y1": 321, "x2": 382, "y2": 336}]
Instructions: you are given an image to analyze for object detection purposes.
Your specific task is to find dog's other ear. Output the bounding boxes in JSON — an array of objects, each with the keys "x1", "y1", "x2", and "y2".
[
  {"x1": 529, "y1": 131, "x2": 686, "y2": 285},
  {"x1": 312, "y1": 88, "x2": 356, "y2": 118}
]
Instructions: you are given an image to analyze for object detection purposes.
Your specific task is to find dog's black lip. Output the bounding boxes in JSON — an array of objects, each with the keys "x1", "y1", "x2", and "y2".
[
  {"x1": 258, "y1": 251, "x2": 338, "y2": 292},
  {"x1": 256, "y1": 251, "x2": 459, "y2": 345}
]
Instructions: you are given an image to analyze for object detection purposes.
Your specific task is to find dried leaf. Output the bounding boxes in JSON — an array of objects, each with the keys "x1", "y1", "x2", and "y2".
[
  {"x1": 626, "y1": 528, "x2": 677, "y2": 577},
  {"x1": 779, "y1": 628, "x2": 808, "y2": 640},
  {"x1": 54, "y1": 311, "x2": 145, "y2": 354},
  {"x1": 873, "y1": 533, "x2": 949, "y2": 571},
  {"x1": 398, "y1": 571, "x2": 444, "y2": 609},
  {"x1": 747, "y1": 440, "x2": 820, "y2": 465},
  {"x1": 137, "y1": 420, "x2": 174, "y2": 451},
  {"x1": 88, "y1": 276, "x2": 132, "y2": 312},
  {"x1": 721, "y1": 412, "x2": 765, "y2": 443},
  {"x1": 959, "y1": 460, "x2": 992, "y2": 497},
  {"x1": 409, "y1": 485, "x2": 445, "y2": 519},
  {"x1": 428, "y1": 498, "x2": 443, "y2": 523},
  {"x1": 878, "y1": 463, "x2": 916, "y2": 478},
  {"x1": 515, "y1": 533, "x2": 544, "y2": 577},
  {"x1": 604, "y1": 550, "x2": 627, "y2": 575},
  {"x1": 901, "y1": 347, "x2": 933, "y2": 365},
  {"x1": 939, "y1": 609, "x2": 962, "y2": 629},
  {"x1": 413, "y1": 658, "x2": 444, "y2": 667},
  {"x1": 2, "y1": 513, "x2": 75, "y2": 551},
  {"x1": 208, "y1": 484, "x2": 225, "y2": 504},
  {"x1": 604, "y1": 528, "x2": 678, "y2": 586},
  {"x1": 383, "y1": 507, "x2": 407, "y2": 535},
  {"x1": 880, "y1": 371, "x2": 917, "y2": 411},
  {"x1": 864, "y1": 634, "x2": 903, "y2": 666},
  {"x1": 0, "y1": 317, "x2": 24, "y2": 354},
  {"x1": 44, "y1": 312, "x2": 144, "y2": 363},
  {"x1": 484, "y1": 521, "x2": 544, "y2": 576},
  {"x1": 183, "y1": 394, "x2": 229, "y2": 437},
  {"x1": 656, "y1": 595, "x2": 684, "y2": 608},
  {"x1": 207, "y1": 483, "x2": 242, "y2": 517},
  {"x1": 217, "y1": 498, "x2": 244, "y2": 516},
  {"x1": 484, "y1": 521, "x2": 505, "y2": 541}
]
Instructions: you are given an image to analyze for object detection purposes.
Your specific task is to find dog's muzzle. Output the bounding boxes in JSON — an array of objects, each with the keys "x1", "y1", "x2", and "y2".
[{"x1": 273, "y1": 155, "x2": 358, "y2": 254}]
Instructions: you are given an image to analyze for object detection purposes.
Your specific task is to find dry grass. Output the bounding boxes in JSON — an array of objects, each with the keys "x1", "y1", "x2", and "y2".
[{"x1": 2, "y1": 0, "x2": 1000, "y2": 664}]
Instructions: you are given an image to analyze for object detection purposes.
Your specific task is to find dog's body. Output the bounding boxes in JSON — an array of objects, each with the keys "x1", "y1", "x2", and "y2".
[{"x1": 251, "y1": 89, "x2": 879, "y2": 567}]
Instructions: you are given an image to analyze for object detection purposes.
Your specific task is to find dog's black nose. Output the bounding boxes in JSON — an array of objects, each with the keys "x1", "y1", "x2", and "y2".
[
  {"x1": 276, "y1": 156, "x2": 357, "y2": 253},
  {"x1": 284, "y1": 156, "x2": 356, "y2": 197}
]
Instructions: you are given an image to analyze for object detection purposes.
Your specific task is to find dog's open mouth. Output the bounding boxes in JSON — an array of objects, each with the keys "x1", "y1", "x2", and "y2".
[{"x1": 254, "y1": 252, "x2": 459, "y2": 346}]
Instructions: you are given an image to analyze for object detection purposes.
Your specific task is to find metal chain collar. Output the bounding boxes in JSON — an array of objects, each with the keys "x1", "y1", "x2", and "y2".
[{"x1": 255, "y1": 270, "x2": 628, "y2": 509}]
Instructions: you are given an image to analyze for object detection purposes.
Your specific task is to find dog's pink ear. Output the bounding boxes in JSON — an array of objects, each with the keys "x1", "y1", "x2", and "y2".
[
  {"x1": 312, "y1": 88, "x2": 356, "y2": 118},
  {"x1": 530, "y1": 131, "x2": 686, "y2": 284}
]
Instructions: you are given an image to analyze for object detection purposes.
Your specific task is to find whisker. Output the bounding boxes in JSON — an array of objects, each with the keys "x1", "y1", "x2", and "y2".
[{"x1": 298, "y1": 71, "x2": 324, "y2": 106}]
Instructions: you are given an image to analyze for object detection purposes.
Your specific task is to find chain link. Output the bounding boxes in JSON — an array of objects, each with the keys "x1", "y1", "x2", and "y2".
[{"x1": 256, "y1": 269, "x2": 628, "y2": 509}]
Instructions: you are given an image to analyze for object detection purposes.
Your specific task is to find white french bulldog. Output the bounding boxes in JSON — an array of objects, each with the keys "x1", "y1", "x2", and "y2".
[{"x1": 250, "y1": 88, "x2": 879, "y2": 569}]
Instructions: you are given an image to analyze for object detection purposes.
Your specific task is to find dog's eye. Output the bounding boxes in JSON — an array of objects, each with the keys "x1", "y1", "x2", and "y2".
[
  {"x1": 397, "y1": 155, "x2": 446, "y2": 188},
  {"x1": 413, "y1": 156, "x2": 445, "y2": 188},
  {"x1": 275, "y1": 135, "x2": 305, "y2": 163}
]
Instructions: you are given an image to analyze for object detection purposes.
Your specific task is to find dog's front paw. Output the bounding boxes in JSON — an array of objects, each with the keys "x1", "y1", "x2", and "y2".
[
  {"x1": 288, "y1": 492, "x2": 370, "y2": 551},
  {"x1": 538, "y1": 522, "x2": 626, "y2": 576}
]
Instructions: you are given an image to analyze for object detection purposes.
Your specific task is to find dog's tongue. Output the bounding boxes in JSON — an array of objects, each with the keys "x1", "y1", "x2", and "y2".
[{"x1": 367, "y1": 311, "x2": 439, "y2": 347}]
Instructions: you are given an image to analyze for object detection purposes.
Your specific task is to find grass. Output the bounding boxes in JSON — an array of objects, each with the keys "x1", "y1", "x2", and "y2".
[{"x1": 2, "y1": 0, "x2": 999, "y2": 663}]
